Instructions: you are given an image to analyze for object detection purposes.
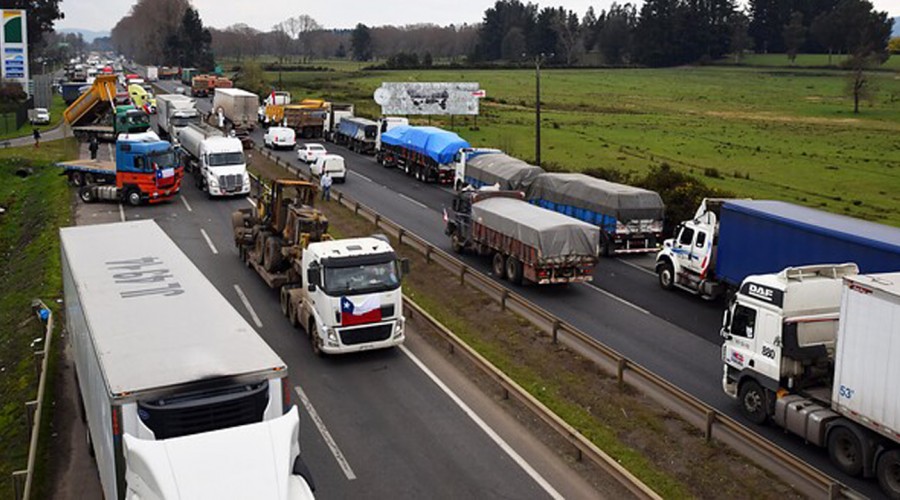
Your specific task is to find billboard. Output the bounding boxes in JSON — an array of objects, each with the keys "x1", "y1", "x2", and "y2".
[
  {"x1": 374, "y1": 82, "x2": 483, "y2": 116},
  {"x1": 1, "y1": 9, "x2": 29, "y2": 91}
]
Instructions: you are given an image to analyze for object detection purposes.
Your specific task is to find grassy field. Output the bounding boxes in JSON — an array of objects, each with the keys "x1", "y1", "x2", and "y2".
[
  {"x1": 265, "y1": 62, "x2": 900, "y2": 226},
  {"x1": 723, "y1": 53, "x2": 900, "y2": 69},
  {"x1": 0, "y1": 94, "x2": 67, "y2": 141},
  {"x1": 0, "y1": 139, "x2": 76, "y2": 496}
]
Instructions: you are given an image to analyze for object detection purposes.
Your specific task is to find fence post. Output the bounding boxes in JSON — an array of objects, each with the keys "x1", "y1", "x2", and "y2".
[
  {"x1": 551, "y1": 320, "x2": 560, "y2": 344},
  {"x1": 12, "y1": 470, "x2": 26, "y2": 500},
  {"x1": 705, "y1": 410, "x2": 717, "y2": 442},
  {"x1": 459, "y1": 266, "x2": 468, "y2": 285},
  {"x1": 425, "y1": 245, "x2": 433, "y2": 263},
  {"x1": 500, "y1": 289, "x2": 509, "y2": 311},
  {"x1": 617, "y1": 358, "x2": 628, "y2": 391},
  {"x1": 398, "y1": 228, "x2": 405, "y2": 245},
  {"x1": 374, "y1": 214, "x2": 380, "y2": 228}
]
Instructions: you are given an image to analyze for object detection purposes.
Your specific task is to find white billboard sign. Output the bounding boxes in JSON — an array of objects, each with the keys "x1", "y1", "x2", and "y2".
[
  {"x1": 1, "y1": 9, "x2": 29, "y2": 92},
  {"x1": 374, "y1": 82, "x2": 482, "y2": 116}
]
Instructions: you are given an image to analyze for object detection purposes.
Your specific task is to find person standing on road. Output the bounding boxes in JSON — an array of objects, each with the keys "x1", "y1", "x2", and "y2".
[
  {"x1": 320, "y1": 171, "x2": 332, "y2": 202},
  {"x1": 32, "y1": 128, "x2": 40, "y2": 148},
  {"x1": 89, "y1": 136, "x2": 99, "y2": 160}
]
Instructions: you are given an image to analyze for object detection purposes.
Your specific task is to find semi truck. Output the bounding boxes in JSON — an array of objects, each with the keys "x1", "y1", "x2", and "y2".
[
  {"x1": 721, "y1": 264, "x2": 900, "y2": 497},
  {"x1": 259, "y1": 91, "x2": 292, "y2": 126},
  {"x1": 656, "y1": 199, "x2": 900, "y2": 300},
  {"x1": 159, "y1": 66, "x2": 179, "y2": 80},
  {"x1": 212, "y1": 88, "x2": 259, "y2": 133},
  {"x1": 177, "y1": 123, "x2": 249, "y2": 197},
  {"x1": 323, "y1": 103, "x2": 354, "y2": 141},
  {"x1": 59, "y1": 132, "x2": 183, "y2": 206},
  {"x1": 452, "y1": 149, "x2": 541, "y2": 192},
  {"x1": 527, "y1": 173, "x2": 665, "y2": 257},
  {"x1": 334, "y1": 117, "x2": 378, "y2": 154},
  {"x1": 374, "y1": 117, "x2": 409, "y2": 155},
  {"x1": 445, "y1": 190, "x2": 599, "y2": 285},
  {"x1": 61, "y1": 220, "x2": 315, "y2": 500},
  {"x1": 181, "y1": 67, "x2": 198, "y2": 85},
  {"x1": 283, "y1": 101, "x2": 328, "y2": 138},
  {"x1": 232, "y1": 180, "x2": 408, "y2": 354},
  {"x1": 63, "y1": 74, "x2": 151, "y2": 141},
  {"x1": 377, "y1": 125, "x2": 469, "y2": 184},
  {"x1": 156, "y1": 94, "x2": 200, "y2": 139},
  {"x1": 145, "y1": 65, "x2": 158, "y2": 81}
]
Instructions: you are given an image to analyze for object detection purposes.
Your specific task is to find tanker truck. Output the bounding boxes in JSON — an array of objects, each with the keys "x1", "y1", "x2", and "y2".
[{"x1": 177, "y1": 123, "x2": 249, "y2": 197}]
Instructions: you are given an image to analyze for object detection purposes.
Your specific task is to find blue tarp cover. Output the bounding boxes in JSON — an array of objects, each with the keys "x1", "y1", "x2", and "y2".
[{"x1": 380, "y1": 125, "x2": 470, "y2": 165}]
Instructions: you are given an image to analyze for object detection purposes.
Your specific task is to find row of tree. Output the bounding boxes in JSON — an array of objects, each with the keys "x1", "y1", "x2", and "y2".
[{"x1": 110, "y1": 0, "x2": 214, "y2": 69}]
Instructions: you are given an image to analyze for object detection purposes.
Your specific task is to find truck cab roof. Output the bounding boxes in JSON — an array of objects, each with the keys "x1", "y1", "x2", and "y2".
[
  {"x1": 738, "y1": 263, "x2": 859, "y2": 317},
  {"x1": 307, "y1": 236, "x2": 394, "y2": 261}
]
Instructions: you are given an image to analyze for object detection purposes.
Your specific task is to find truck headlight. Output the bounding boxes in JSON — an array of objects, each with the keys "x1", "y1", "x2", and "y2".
[
  {"x1": 325, "y1": 327, "x2": 338, "y2": 345},
  {"x1": 393, "y1": 317, "x2": 405, "y2": 338},
  {"x1": 209, "y1": 177, "x2": 218, "y2": 188}
]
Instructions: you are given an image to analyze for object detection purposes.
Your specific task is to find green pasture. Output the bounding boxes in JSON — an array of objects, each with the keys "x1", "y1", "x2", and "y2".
[
  {"x1": 723, "y1": 53, "x2": 900, "y2": 70},
  {"x1": 265, "y1": 63, "x2": 900, "y2": 226}
]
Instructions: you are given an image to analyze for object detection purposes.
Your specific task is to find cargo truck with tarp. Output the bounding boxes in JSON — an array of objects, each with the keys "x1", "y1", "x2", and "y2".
[
  {"x1": 61, "y1": 220, "x2": 314, "y2": 500},
  {"x1": 445, "y1": 190, "x2": 599, "y2": 285},
  {"x1": 378, "y1": 125, "x2": 469, "y2": 184},
  {"x1": 334, "y1": 117, "x2": 378, "y2": 154},
  {"x1": 453, "y1": 149, "x2": 544, "y2": 192},
  {"x1": 526, "y1": 173, "x2": 665, "y2": 257}
]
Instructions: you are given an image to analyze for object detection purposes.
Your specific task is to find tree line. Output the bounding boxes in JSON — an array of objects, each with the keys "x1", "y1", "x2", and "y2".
[{"x1": 110, "y1": 0, "x2": 214, "y2": 69}]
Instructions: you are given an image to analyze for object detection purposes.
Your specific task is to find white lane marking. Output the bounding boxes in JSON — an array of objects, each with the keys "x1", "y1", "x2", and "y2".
[
  {"x1": 397, "y1": 193, "x2": 429, "y2": 210},
  {"x1": 246, "y1": 197, "x2": 256, "y2": 207},
  {"x1": 294, "y1": 386, "x2": 357, "y2": 481},
  {"x1": 118, "y1": 203, "x2": 125, "y2": 222},
  {"x1": 350, "y1": 170, "x2": 373, "y2": 183},
  {"x1": 399, "y1": 345, "x2": 564, "y2": 500},
  {"x1": 200, "y1": 228, "x2": 219, "y2": 255},
  {"x1": 180, "y1": 195, "x2": 193, "y2": 212},
  {"x1": 616, "y1": 257, "x2": 656, "y2": 277},
  {"x1": 233, "y1": 284, "x2": 263, "y2": 328},
  {"x1": 587, "y1": 283, "x2": 651, "y2": 315}
]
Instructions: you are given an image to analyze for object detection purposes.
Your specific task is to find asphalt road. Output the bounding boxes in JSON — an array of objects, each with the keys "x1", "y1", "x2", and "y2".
[
  {"x1": 65, "y1": 141, "x2": 602, "y2": 499},
  {"x1": 148, "y1": 76, "x2": 878, "y2": 496}
]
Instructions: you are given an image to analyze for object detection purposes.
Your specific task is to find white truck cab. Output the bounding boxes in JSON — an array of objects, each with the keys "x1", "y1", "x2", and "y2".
[
  {"x1": 375, "y1": 117, "x2": 409, "y2": 153},
  {"x1": 202, "y1": 136, "x2": 250, "y2": 196},
  {"x1": 656, "y1": 198, "x2": 721, "y2": 297},
  {"x1": 295, "y1": 237, "x2": 409, "y2": 355},
  {"x1": 452, "y1": 147, "x2": 503, "y2": 190}
]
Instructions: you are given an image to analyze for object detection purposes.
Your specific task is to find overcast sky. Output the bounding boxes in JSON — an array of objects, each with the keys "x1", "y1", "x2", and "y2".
[{"x1": 57, "y1": 0, "x2": 898, "y2": 33}]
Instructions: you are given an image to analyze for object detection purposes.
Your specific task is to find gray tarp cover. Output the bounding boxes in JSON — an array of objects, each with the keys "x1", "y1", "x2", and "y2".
[
  {"x1": 526, "y1": 173, "x2": 665, "y2": 221},
  {"x1": 472, "y1": 197, "x2": 600, "y2": 260},
  {"x1": 466, "y1": 153, "x2": 545, "y2": 191}
]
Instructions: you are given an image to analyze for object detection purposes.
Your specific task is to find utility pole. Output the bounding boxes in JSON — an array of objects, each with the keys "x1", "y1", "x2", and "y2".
[{"x1": 532, "y1": 53, "x2": 551, "y2": 167}]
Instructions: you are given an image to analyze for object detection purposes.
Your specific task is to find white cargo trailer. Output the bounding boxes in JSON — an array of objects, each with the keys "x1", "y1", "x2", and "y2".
[
  {"x1": 61, "y1": 220, "x2": 314, "y2": 500},
  {"x1": 213, "y1": 88, "x2": 259, "y2": 132}
]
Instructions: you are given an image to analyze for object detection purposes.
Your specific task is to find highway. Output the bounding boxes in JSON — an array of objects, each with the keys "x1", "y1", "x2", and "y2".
[
  {"x1": 149, "y1": 77, "x2": 881, "y2": 497},
  {"x1": 69, "y1": 140, "x2": 604, "y2": 498}
]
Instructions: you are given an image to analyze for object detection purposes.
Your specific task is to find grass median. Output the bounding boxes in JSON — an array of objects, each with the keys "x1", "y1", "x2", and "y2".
[
  {"x1": 248, "y1": 151, "x2": 802, "y2": 498},
  {"x1": 0, "y1": 138, "x2": 77, "y2": 496}
]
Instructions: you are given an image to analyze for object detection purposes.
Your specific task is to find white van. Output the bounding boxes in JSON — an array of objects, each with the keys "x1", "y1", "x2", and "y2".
[
  {"x1": 311, "y1": 154, "x2": 346, "y2": 183},
  {"x1": 263, "y1": 126, "x2": 297, "y2": 150}
]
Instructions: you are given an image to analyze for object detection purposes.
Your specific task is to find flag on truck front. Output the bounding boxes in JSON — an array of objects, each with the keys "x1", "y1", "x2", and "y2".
[{"x1": 340, "y1": 295, "x2": 381, "y2": 326}]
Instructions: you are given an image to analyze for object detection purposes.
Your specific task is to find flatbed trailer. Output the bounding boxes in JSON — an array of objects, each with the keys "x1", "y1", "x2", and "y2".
[{"x1": 58, "y1": 159, "x2": 117, "y2": 186}]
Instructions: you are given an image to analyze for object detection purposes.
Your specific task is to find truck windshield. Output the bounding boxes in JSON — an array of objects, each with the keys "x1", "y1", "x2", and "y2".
[
  {"x1": 208, "y1": 152, "x2": 245, "y2": 167},
  {"x1": 171, "y1": 115, "x2": 200, "y2": 128},
  {"x1": 149, "y1": 150, "x2": 177, "y2": 169},
  {"x1": 323, "y1": 259, "x2": 400, "y2": 296},
  {"x1": 125, "y1": 111, "x2": 150, "y2": 127}
]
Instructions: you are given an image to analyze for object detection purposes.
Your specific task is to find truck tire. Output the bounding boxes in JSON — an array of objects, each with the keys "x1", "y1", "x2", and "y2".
[
  {"x1": 828, "y1": 425, "x2": 865, "y2": 477},
  {"x1": 287, "y1": 299, "x2": 299, "y2": 328},
  {"x1": 492, "y1": 253, "x2": 507, "y2": 279},
  {"x1": 84, "y1": 173, "x2": 96, "y2": 185},
  {"x1": 78, "y1": 186, "x2": 95, "y2": 203},
  {"x1": 877, "y1": 449, "x2": 900, "y2": 498},
  {"x1": 126, "y1": 189, "x2": 142, "y2": 207},
  {"x1": 264, "y1": 237, "x2": 285, "y2": 272},
  {"x1": 506, "y1": 257, "x2": 524, "y2": 285},
  {"x1": 658, "y1": 261, "x2": 675, "y2": 290},
  {"x1": 309, "y1": 322, "x2": 324, "y2": 357},
  {"x1": 280, "y1": 287, "x2": 290, "y2": 317},
  {"x1": 69, "y1": 171, "x2": 85, "y2": 187},
  {"x1": 255, "y1": 231, "x2": 270, "y2": 265},
  {"x1": 450, "y1": 234, "x2": 464, "y2": 254},
  {"x1": 738, "y1": 380, "x2": 769, "y2": 425}
]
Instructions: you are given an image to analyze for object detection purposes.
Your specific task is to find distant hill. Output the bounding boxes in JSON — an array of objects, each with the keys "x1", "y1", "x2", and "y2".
[{"x1": 57, "y1": 28, "x2": 109, "y2": 43}]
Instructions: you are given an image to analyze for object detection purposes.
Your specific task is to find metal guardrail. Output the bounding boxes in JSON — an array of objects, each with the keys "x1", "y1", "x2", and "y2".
[
  {"x1": 11, "y1": 300, "x2": 55, "y2": 500},
  {"x1": 251, "y1": 148, "x2": 857, "y2": 499}
]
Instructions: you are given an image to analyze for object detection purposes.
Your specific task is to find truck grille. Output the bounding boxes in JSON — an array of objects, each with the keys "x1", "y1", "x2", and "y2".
[
  {"x1": 340, "y1": 323, "x2": 393, "y2": 346},
  {"x1": 218, "y1": 174, "x2": 243, "y2": 192},
  {"x1": 137, "y1": 380, "x2": 269, "y2": 439}
]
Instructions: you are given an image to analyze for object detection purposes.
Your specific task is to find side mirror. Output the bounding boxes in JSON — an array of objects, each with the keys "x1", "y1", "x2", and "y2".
[
  {"x1": 720, "y1": 309, "x2": 732, "y2": 339},
  {"x1": 306, "y1": 265, "x2": 320, "y2": 292},
  {"x1": 400, "y1": 258, "x2": 410, "y2": 276}
]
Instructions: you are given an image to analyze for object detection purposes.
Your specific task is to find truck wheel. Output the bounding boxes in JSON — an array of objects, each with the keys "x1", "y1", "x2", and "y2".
[
  {"x1": 264, "y1": 237, "x2": 285, "y2": 272},
  {"x1": 658, "y1": 261, "x2": 675, "y2": 290},
  {"x1": 78, "y1": 186, "x2": 95, "y2": 203},
  {"x1": 506, "y1": 257, "x2": 524, "y2": 285},
  {"x1": 877, "y1": 449, "x2": 900, "y2": 498},
  {"x1": 492, "y1": 253, "x2": 507, "y2": 279},
  {"x1": 601, "y1": 238, "x2": 614, "y2": 258},
  {"x1": 255, "y1": 231, "x2": 270, "y2": 265},
  {"x1": 280, "y1": 287, "x2": 290, "y2": 317},
  {"x1": 84, "y1": 173, "x2": 96, "y2": 185},
  {"x1": 309, "y1": 322, "x2": 324, "y2": 357},
  {"x1": 287, "y1": 299, "x2": 299, "y2": 328},
  {"x1": 69, "y1": 171, "x2": 85, "y2": 187},
  {"x1": 738, "y1": 380, "x2": 769, "y2": 425},
  {"x1": 126, "y1": 189, "x2": 142, "y2": 207},
  {"x1": 450, "y1": 234, "x2": 464, "y2": 254},
  {"x1": 828, "y1": 425, "x2": 865, "y2": 477}
]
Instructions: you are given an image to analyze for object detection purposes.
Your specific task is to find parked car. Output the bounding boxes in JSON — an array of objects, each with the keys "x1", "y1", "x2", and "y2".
[
  {"x1": 297, "y1": 143, "x2": 327, "y2": 163},
  {"x1": 311, "y1": 154, "x2": 346, "y2": 183},
  {"x1": 263, "y1": 126, "x2": 296, "y2": 150},
  {"x1": 29, "y1": 108, "x2": 50, "y2": 125}
]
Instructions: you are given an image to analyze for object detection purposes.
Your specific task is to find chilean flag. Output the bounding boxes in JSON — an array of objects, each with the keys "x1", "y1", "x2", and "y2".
[{"x1": 340, "y1": 295, "x2": 381, "y2": 326}]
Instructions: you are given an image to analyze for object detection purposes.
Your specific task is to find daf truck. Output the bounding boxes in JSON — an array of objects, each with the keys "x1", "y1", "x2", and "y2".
[
  {"x1": 177, "y1": 123, "x2": 250, "y2": 197},
  {"x1": 722, "y1": 264, "x2": 900, "y2": 498},
  {"x1": 61, "y1": 220, "x2": 315, "y2": 500}
]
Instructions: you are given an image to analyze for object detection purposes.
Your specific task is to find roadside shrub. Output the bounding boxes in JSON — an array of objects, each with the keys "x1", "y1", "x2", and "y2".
[{"x1": 638, "y1": 163, "x2": 732, "y2": 236}]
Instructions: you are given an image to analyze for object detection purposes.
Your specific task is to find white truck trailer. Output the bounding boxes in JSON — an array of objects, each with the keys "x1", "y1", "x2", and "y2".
[
  {"x1": 177, "y1": 123, "x2": 249, "y2": 197},
  {"x1": 213, "y1": 87, "x2": 259, "y2": 132},
  {"x1": 721, "y1": 263, "x2": 900, "y2": 497},
  {"x1": 61, "y1": 220, "x2": 315, "y2": 500},
  {"x1": 156, "y1": 94, "x2": 200, "y2": 139}
]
